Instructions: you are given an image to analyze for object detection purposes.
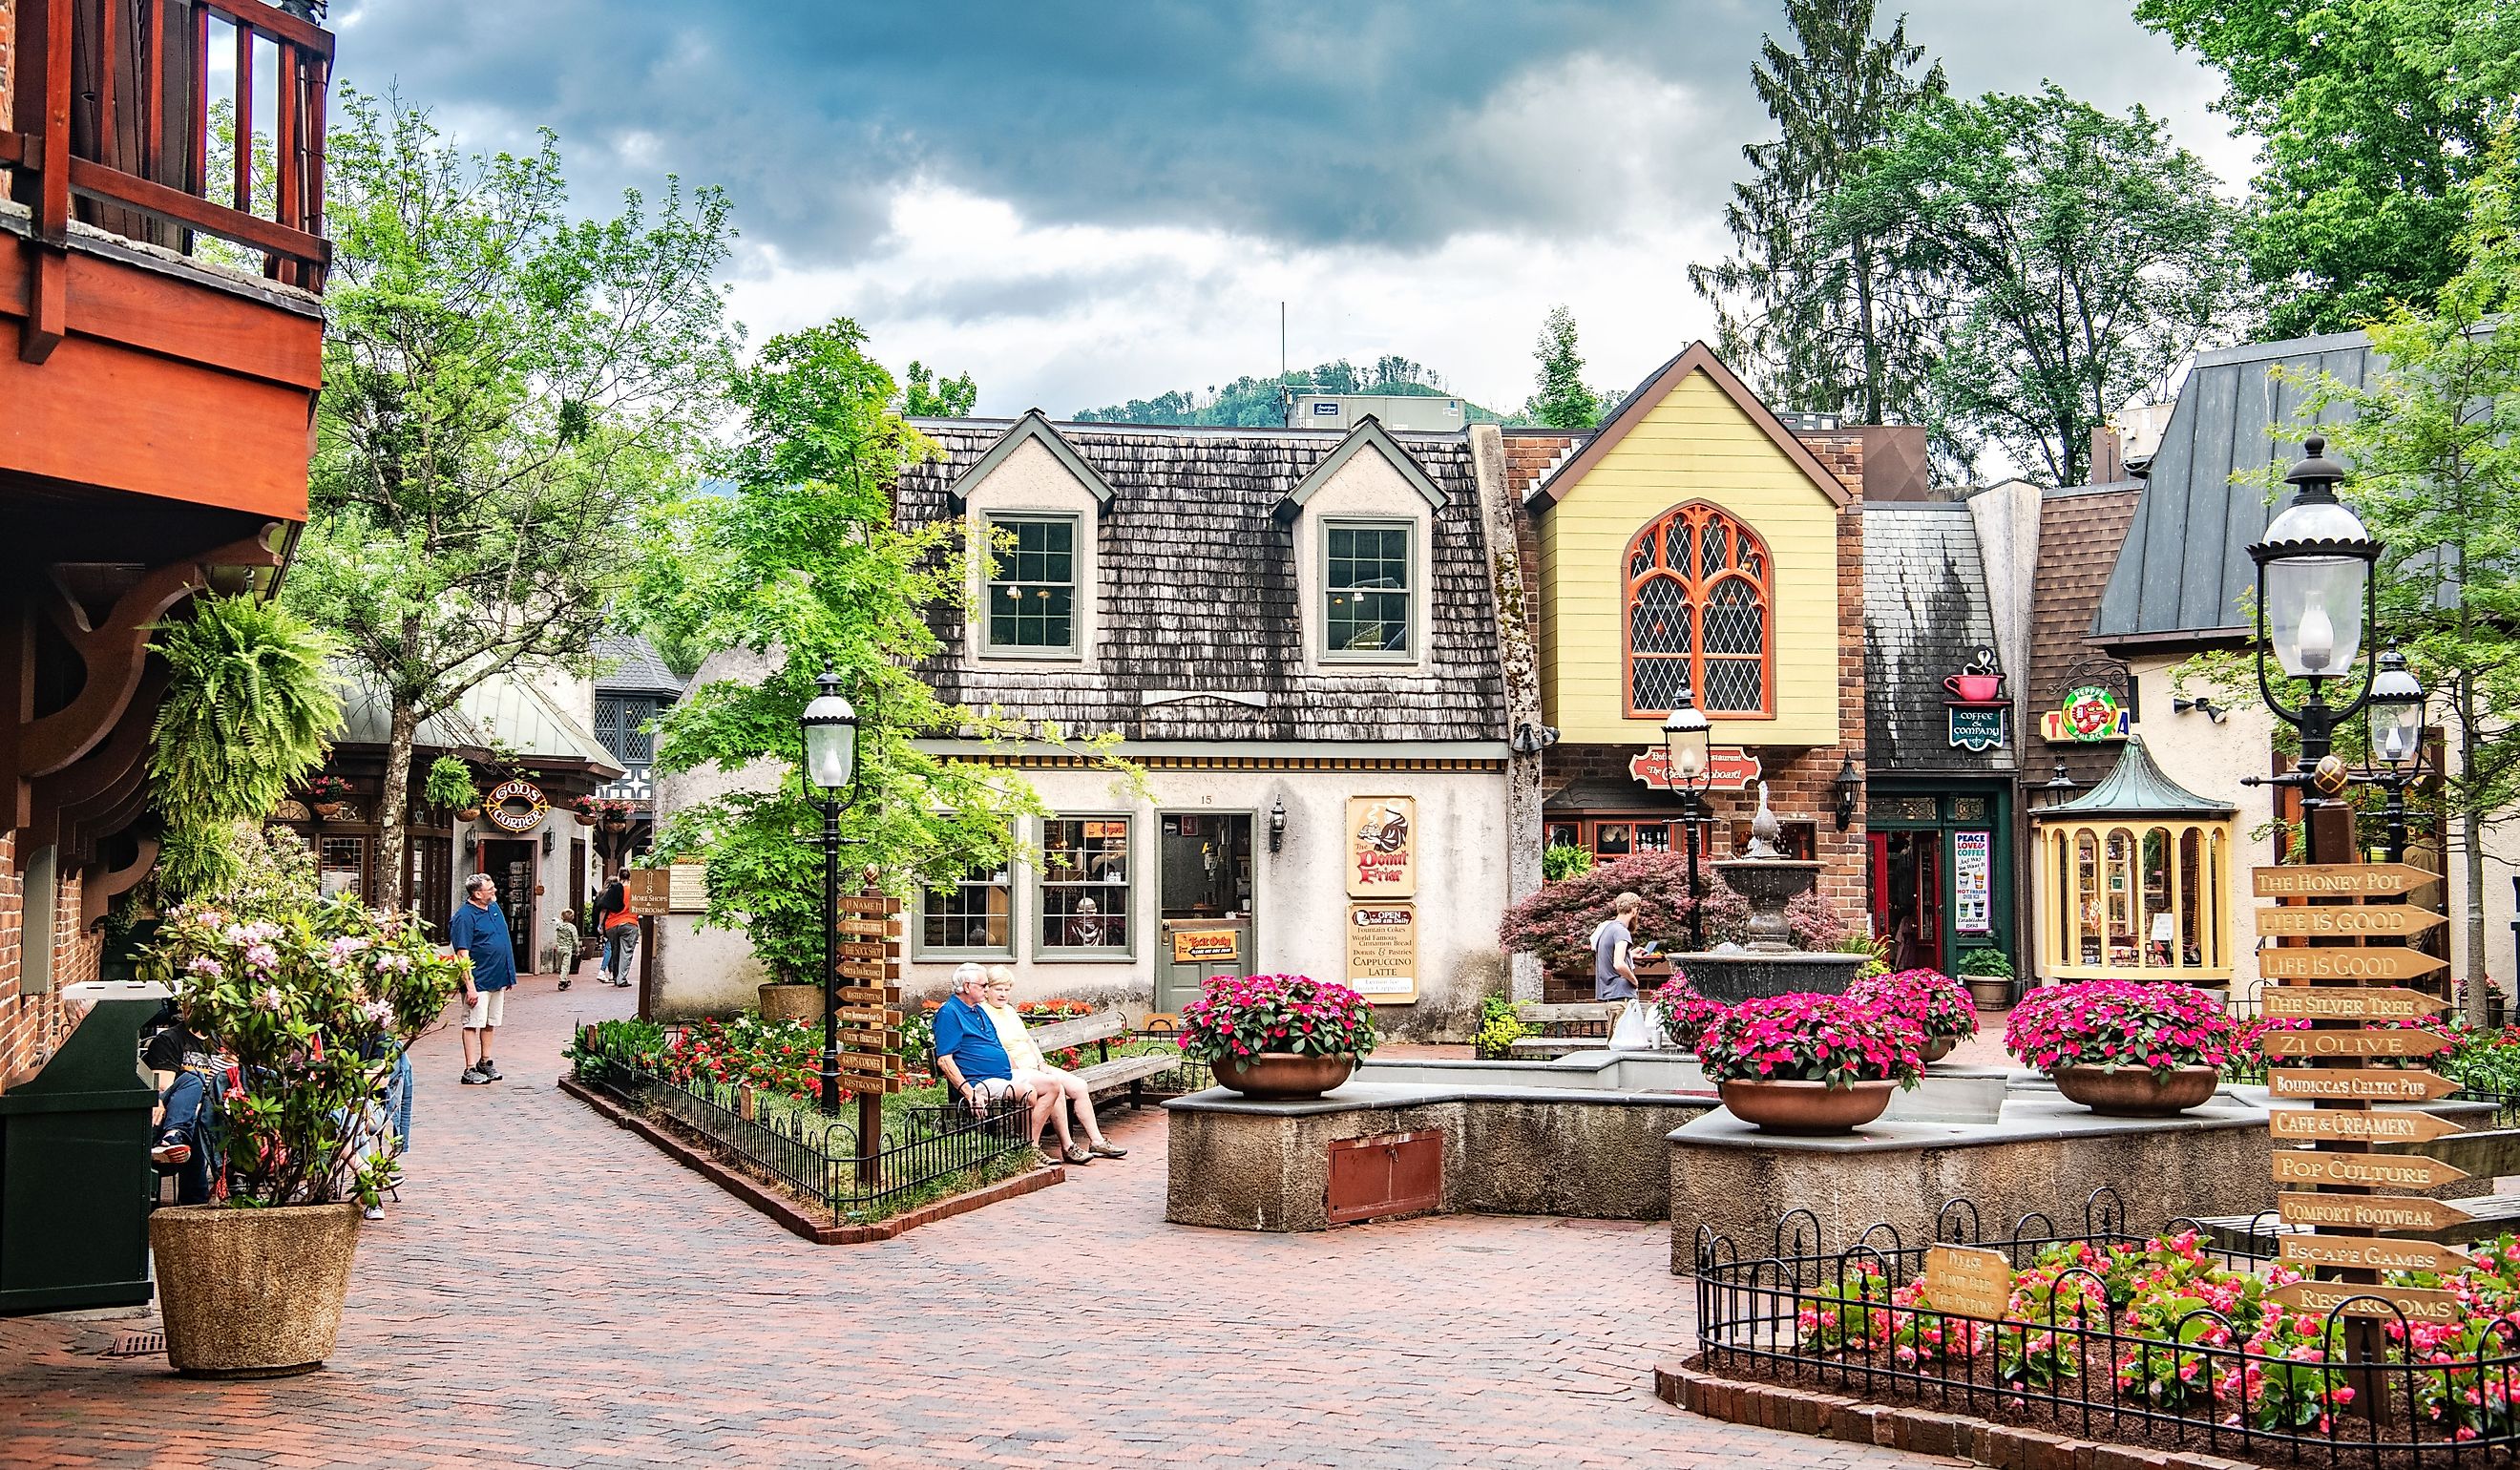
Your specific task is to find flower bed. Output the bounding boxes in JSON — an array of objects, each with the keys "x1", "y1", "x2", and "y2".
[
  {"x1": 2004, "y1": 980, "x2": 2237, "y2": 1077},
  {"x1": 1696, "y1": 1210, "x2": 2520, "y2": 1460}
]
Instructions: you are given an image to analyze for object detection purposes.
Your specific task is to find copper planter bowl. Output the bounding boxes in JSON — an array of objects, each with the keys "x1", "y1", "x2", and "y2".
[
  {"x1": 1213, "y1": 1052, "x2": 1357, "y2": 1101},
  {"x1": 1921, "y1": 1036, "x2": 1956, "y2": 1065},
  {"x1": 2050, "y1": 1064, "x2": 2219, "y2": 1117},
  {"x1": 1716, "y1": 1079, "x2": 1895, "y2": 1135}
]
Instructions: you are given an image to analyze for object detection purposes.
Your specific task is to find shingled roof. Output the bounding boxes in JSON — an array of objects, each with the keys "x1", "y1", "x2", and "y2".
[
  {"x1": 2029, "y1": 482, "x2": 2143, "y2": 788},
  {"x1": 592, "y1": 631, "x2": 684, "y2": 698},
  {"x1": 898, "y1": 419, "x2": 1505, "y2": 744},
  {"x1": 2095, "y1": 330, "x2": 2377, "y2": 646},
  {"x1": 1862, "y1": 503, "x2": 2013, "y2": 774}
]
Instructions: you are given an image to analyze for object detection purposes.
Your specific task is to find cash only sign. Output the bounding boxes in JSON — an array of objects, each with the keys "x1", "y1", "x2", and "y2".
[{"x1": 2254, "y1": 862, "x2": 2471, "y2": 1333}]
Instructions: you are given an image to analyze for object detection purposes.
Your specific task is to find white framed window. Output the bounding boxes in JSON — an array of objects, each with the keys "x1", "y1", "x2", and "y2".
[
  {"x1": 983, "y1": 513, "x2": 1081, "y2": 656},
  {"x1": 1037, "y1": 815, "x2": 1133, "y2": 959},
  {"x1": 1321, "y1": 518, "x2": 1415, "y2": 661},
  {"x1": 915, "y1": 857, "x2": 1014, "y2": 959}
]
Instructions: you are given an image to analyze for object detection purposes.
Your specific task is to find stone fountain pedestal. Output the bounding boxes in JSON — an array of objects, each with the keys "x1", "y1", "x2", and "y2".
[{"x1": 1670, "y1": 782, "x2": 1865, "y2": 1000}]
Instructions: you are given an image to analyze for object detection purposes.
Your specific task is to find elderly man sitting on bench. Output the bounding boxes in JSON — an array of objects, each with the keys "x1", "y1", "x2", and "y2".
[{"x1": 933, "y1": 963, "x2": 1059, "y2": 1166}]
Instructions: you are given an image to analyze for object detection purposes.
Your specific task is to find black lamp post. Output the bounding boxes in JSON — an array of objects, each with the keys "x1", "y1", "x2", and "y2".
[
  {"x1": 2247, "y1": 436, "x2": 2382, "y2": 838},
  {"x1": 799, "y1": 670, "x2": 860, "y2": 1115},
  {"x1": 1663, "y1": 686, "x2": 1712, "y2": 953},
  {"x1": 2356, "y1": 649, "x2": 2428, "y2": 864}
]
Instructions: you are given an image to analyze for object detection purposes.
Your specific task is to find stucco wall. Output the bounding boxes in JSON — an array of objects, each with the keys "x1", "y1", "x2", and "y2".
[{"x1": 650, "y1": 648, "x2": 779, "y2": 1018}]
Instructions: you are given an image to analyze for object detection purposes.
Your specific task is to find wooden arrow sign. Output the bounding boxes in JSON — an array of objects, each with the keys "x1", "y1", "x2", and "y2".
[
  {"x1": 2258, "y1": 947, "x2": 2449, "y2": 981},
  {"x1": 2261, "y1": 987, "x2": 2447, "y2": 1022},
  {"x1": 829, "y1": 985, "x2": 901, "y2": 1004},
  {"x1": 2257, "y1": 904, "x2": 2449, "y2": 938},
  {"x1": 836, "y1": 941, "x2": 892, "y2": 961},
  {"x1": 836, "y1": 895, "x2": 902, "y2": 915},
  {"x1": 2270, "y1": 1107, "x2": 2464, "y2": 1144},
  {"x1": 2263, "y1": 1028, "x2": 2451, "y2": 1059},
  {"x1": 2278, "y1": 1190, "x2": 2474, "y2": 1233},
  {"x1": 2269, "y1": 1067, "x2": 2463, "y2": 1102},
  {"x1": 834, "y1": 959, "x2": 889, "y2": 982},
  {"x1": 835, "y1": 918, "x2": 896, "y2": 938},
  {"x1": 2274, "y1": 1149, "x2": 2469, "y2": 1190},
  {"x1": 2269, "y1": 1280, "x2": 2467, "y2": 1325},
  {"x1": 2281, "y1": 1234, "x2": 2473, "y2": 1275},
  {"x1": 2254, "y1": 863, "x2": 2443, "y2": 898}
]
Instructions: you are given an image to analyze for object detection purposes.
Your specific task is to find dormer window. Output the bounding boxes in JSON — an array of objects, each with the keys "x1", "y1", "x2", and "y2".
[
  {"x1": 1323, "y1": 520, "x2": 1415, "y2": 660},
  {"x1": 983, "y1": 513, "x2": 1080, "y2": 656}
]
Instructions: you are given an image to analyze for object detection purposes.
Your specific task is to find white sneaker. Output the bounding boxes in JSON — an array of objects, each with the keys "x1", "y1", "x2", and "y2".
[{"x1": 362, "y1": 1204, "x2": 385, "y2": 1221}]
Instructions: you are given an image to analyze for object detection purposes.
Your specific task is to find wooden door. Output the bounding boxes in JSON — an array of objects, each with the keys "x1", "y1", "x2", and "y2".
[{"x1": 478, "y1": 840, "x2": 536, "y2": 976}]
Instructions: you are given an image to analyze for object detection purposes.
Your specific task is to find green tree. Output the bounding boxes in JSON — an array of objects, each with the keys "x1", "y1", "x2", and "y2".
[
  {"x1": 284, "y1": 94, "x2": 740, "y2": 913},
  {"x1": 638, "y1": 321, "x2": 1124, "y2": 982},
  {"x1": 1832, "y1": 86, "x2": 2248, "y2": 485},
  {"x1": 2134, "y1": 0, "x2": 2520, "y2": 338},
  {"x1": 1689, "y1": 0, "x2": 1945, "y2": 426},
  {"x1": 899, "y1": 360, "x2": 978, "y2": 418},
  {"x1": 1526, "y1": 305, "x2": 1601, "y2": 429}
]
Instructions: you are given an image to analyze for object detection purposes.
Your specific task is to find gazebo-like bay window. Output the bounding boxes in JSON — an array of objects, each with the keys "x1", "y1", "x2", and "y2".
[{"x1": 2032, "y1": 737, "x2": 2237, "y2": 984}]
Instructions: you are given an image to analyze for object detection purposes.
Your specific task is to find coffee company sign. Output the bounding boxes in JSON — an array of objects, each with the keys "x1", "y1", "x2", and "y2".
[{"x1": 483, "y1": 778, "x2": 549, "y2": 833}]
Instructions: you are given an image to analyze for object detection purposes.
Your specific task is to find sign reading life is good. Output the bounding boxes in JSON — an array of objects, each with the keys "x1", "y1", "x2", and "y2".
[
  {"x1": 1922, "y1": 1245, "x2": 2012, "y2": 1319},
  {"x1": 2258, "y1": 946, "x2": 2447, "y2": 981},
  {"x1": 2255, "y1": 903, "x2": 2449, "y2": 938},
  {"x1": 483, "y1": 778, "x2": 549, "y2": 833}
]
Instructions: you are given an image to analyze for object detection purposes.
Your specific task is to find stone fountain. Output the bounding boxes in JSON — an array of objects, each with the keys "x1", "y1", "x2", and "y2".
[{"x1": 1669, "y1": 783, "x2": 1866, "y2": 1002}]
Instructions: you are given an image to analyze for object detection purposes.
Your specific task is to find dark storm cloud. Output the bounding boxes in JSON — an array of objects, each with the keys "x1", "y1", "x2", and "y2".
[{"x1": 329, "y1": 0, "x2": 1784, "y2": 261}]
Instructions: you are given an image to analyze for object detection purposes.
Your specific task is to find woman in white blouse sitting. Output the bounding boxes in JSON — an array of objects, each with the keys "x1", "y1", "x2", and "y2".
[{"x1": 981, "y1": 965, "x2": 1127, "y2": 1165}]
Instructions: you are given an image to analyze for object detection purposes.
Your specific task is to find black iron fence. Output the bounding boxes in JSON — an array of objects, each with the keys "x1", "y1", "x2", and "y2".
[
  {"x1": 578, "y1": 1032, "x2": 1031, "y2": 1222},
  {"x1": 1695, "y1": 1189, "x2": 2520, "y2": 1464}
]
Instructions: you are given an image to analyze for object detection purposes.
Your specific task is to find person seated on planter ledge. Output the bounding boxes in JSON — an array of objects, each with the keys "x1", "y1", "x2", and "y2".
[
  {"x1": 141, "y1": 1005, "x2": 226, "y2": 1206},
  {"x1": 980, "y1": 965, "x2": 1126, "y2": 1166},
  {"x1": 933, "y1": 964, "x2": 1059, "y2": 1165}
]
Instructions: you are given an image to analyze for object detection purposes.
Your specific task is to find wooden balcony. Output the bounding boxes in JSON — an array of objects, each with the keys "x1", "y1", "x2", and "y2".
[{"x1": 2, "y1": 0, "x2": 330, "y2": 521}]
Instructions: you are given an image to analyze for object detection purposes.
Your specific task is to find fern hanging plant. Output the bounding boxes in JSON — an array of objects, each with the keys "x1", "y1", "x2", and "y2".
[{"x1": 149, "y1": 593, "x2": 343, "y2": 897}]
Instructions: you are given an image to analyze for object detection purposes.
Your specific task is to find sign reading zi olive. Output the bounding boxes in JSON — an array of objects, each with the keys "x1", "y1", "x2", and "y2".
[
  {"x1": 2281, "y1": 1235, "x2": 2473, "y2": 1275},
  {"x1": 2278, "y1": 1191, "x2": 2473, "y2": 1234},
  {"x1": 2268, "y1": 1067, "x2": 2462, "y2": 1102},
  {"x1": 2258, "y1": 947, "x2": 2448, "y2": 981},
  {"x1": 2272, "y1": 1149, "x2": 2468, "y2": 1190},
  {"x1": 2268, "y1": 1107, "x2": 2464, "y2": 1144},
  {"x1": 2259, "y1": 986, "x2": 2446, "y2": 1022},
  {"x1": 2255, "y1": 904, "x2": 2449, "y2": 938},
  {"x1": 2261, "y1": 1028, "x2": 2452, "y2": 1059},
  {"x1": 2252, "y1": 863, "x2": 2442, "y2": 898},
  {"x1": 2268, "y1": 1281, "x2": 2468, "y2": 1325}
]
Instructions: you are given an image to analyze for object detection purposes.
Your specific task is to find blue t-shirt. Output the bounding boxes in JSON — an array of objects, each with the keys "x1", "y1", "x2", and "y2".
[
  {"x1": 933, "y1": 994, "x2": 1011, "y2": 1083},
  {"x1": 450, "y1": 899, "x2": 517, "y2": 991}
]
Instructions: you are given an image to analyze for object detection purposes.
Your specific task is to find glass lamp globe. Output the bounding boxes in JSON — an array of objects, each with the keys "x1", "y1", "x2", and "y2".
[
  {"x1": 1662, "y1": 692, "x2": 1711, "y2": 786},
  {"x1": 2367, "y1": 652, "x2": 2425, "y2": 768},
  {"x1": 799, "y1": 671, "x2": 858, "y2": 793}
]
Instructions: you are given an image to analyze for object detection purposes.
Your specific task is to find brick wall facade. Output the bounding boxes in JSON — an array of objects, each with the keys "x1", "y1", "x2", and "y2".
[{"x1": 0, "y1": 832, "x2": 95, "y2": 1081}]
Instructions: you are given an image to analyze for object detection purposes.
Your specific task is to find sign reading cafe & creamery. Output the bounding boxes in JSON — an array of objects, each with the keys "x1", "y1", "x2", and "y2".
[{"x1": 1346, "y1": 796, "x2": 1418, "y2": 898}]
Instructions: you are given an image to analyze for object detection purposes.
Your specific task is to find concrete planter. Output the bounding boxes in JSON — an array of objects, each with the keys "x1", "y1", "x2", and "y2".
[
  {"x1": 2050, "y1": 1064, "x2": 2219, "y2": 1117},
  {"x1": 758, "y1": 982, "x2": 823, "y2": 1027},
  {"x1": 151, "y1": 1203, "x2": 361, "y2": 1378},
  {"x1": 1715, "y1": 1079, "x2": 1894, "y2": 1135},
  {"x1": 1213, "y1": 1052, "x2": 1356, "y2": 1100}
]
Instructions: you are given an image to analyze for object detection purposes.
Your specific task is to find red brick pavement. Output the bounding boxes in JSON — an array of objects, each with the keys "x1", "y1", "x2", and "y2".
[{"x1": 0, "y1": 974, "x2": 1955, "y2": 1469}]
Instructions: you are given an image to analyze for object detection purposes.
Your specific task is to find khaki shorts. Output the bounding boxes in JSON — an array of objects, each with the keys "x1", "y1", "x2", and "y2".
[{"x1": 462, "y1": 987, "x2": 508, "y2": 1030}]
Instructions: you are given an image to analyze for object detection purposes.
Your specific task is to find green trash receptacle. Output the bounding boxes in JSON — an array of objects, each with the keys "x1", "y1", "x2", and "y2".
[{"x1": 0, "y1": 981, "x2": 161, "y2": 1314}]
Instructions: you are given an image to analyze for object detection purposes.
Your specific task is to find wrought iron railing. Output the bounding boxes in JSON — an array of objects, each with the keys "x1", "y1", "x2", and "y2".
[
  {"x1": 4, "y1": 0, "x2": 332, "y2": 288},
  {"x1": 578, "y1": 1033, "x2": 1031, "y2": 1222},
  {"x1": 1695, "y1": 1189, "x2": 2520, "y2": 1464}
]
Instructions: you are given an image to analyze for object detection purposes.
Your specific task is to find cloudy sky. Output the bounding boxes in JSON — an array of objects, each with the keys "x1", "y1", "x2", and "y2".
[{"x1": 326, "y1": 1, "x2": 2255, "y2": 419}]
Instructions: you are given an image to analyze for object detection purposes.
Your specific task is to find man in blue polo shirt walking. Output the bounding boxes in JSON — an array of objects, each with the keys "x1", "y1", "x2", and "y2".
[
  {"x1": 450, "y1": 873, "x2": 518, "y2": 1086},
  {"x1": 931, "y1": 964, "x2": 1056, "y2": 1163}
]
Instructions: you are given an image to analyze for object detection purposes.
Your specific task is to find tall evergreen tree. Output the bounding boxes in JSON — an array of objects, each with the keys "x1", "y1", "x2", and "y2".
[
  {"x1": 1688, "y1": 0, "x2": 1945, "y2": 425},
  {"x1": 1527, "y1": 305, "x2": 1602, "y2": 429}
]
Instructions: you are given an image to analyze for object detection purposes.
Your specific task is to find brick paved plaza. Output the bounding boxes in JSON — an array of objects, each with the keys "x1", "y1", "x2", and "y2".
[{"x1": 0, "y1": 977, "x2": 1963, "y2": 1470}]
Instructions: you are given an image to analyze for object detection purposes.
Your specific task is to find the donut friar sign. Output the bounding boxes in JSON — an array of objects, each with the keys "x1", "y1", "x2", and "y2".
[
  {"x1": 1346, "y1": 796, "x2": 1417, "y2": 898},
  {"x1": 483, "y1": 778, "x2": 549, "y2": 833}
]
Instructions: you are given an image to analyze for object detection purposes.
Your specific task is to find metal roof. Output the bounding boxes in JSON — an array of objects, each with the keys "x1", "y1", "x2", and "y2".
[
  {"x1": 331, "y1": 666, "x2": 622, "y2": 776},
  {"x1": 2093, "y1": 330, "x2": 2377, "y2": 643},
  {"x1": 2034, "y1": 736, "x2": 2234, "y2": 820}
]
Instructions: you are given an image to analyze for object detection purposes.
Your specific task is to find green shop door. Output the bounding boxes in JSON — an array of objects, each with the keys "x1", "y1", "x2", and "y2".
[
  {"x1": 1154, "y1": 811, "x2": 1253, "y2": 1015},
  {"x1": 1864, "y1": 784, "x2": 2013, "y2": 975}
]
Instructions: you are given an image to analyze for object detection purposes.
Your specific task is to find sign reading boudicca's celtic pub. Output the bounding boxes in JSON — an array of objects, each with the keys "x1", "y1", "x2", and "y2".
[{"x1": 483, "y1": 778, "x2": 548, "y2": 833}]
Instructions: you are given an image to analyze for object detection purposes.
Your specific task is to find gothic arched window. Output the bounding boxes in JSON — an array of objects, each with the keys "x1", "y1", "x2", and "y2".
[{"x1": 1624, "y1": 502, "x2": 1773, "y2": 716}]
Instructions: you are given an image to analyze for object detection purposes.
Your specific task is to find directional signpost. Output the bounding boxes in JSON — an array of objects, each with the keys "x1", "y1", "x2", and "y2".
[
  {"x1": 2256, "y1": 856, "x2": 2457, "y2": 1421},
  {"x1": 832, "y1": 891, "x2": 905, "y2": 1187}
]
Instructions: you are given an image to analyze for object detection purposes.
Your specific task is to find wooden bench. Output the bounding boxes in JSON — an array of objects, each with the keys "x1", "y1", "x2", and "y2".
[
  {"x1": 1023, "y1": 1011, "x2": 1182, "y2": 1109},
  {"x1": 1514, "y1": 1000, "x2": 1625, "y2": 1039}
]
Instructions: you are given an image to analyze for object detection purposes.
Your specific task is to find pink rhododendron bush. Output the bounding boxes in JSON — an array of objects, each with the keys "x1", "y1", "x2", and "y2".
[
  {"x1": 1693, "y1": 992, "x2": 1925, "y2": 1088},
  {"x1": 2004, "y1": 980, "x2": 2237, "y2": 1077},
  {"x1": 1847, "y1": 967, "x2": 1980, "y2": 1046},
  {"x1": 1174, "y1": 973, "x2": 1378, "y2": 1064},
  {"x1": 1786, "y1": 1228, "x2": 2520, "y2": 1442}
]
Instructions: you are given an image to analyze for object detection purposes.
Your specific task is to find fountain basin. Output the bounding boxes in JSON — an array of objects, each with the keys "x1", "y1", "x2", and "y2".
[{"x1": 1672, "y1": 950, "x2": 1866, "y2": 1001}]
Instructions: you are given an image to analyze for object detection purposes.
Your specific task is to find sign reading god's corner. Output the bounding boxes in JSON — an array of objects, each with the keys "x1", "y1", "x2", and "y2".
[
  {"x1": 483, "y1": 778, "x2": 549, "y2": 833},
  {"x1": 1346, "y1": 797, "x2": 1418, "y2": 898}
]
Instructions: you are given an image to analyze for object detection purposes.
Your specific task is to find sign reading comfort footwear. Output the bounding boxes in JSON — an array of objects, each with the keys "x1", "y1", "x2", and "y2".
[
  {"x1": 1346, "y1": 796, "x2": 1418, "y2": 897},
  {"x1": 1345, "y1": 904, "x2": 1418, "y2": 1004}
]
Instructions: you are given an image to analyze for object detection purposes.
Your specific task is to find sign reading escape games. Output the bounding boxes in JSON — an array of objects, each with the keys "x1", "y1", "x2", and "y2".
[
  {"x1": 1345, "y1": 904, "x2": 1418, "y2": 1004},
  {"x1": 1346, "y1": 797, "x2": 1418, "y2": 898}
]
